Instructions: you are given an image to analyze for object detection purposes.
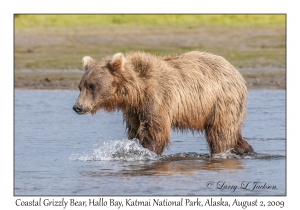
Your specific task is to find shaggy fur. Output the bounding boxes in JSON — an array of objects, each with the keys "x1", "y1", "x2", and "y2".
[{"x1": 73, "y1": 51, "x2": 254, "y2": 155}]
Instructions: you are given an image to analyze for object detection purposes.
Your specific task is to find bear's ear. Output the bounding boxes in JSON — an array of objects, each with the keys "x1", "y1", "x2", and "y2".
[
  {"x1": 110, "y1": 53, "x2": 125, "y2": 72},
  {"x1": 82, "y1": 56, "x2": 95, "y2": 71}
]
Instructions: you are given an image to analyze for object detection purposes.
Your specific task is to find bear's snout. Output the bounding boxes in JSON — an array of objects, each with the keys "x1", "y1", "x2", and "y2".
[{"x1": 73, "y1": 104, "x2": 83, "y2": 114}]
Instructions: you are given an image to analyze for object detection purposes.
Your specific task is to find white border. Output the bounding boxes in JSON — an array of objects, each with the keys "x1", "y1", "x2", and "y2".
[{"x1": 3, "y1": 0, "x2": 297, "y2": 209}]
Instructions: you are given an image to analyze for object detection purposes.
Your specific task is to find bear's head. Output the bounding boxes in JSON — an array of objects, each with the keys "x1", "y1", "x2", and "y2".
[{"x1": 73, "y1": 53, "x2": 127, "y2": 115}]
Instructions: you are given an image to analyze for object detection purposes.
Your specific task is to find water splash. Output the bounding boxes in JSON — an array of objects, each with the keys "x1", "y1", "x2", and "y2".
[{"x1": 71, "y1": 139, "x2": 158, "y2": 161}]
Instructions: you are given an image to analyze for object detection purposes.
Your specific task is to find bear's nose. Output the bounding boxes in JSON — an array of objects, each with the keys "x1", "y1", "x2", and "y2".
[{"x1": 73, "y1": 104, "x2": 83, "y2": 113}]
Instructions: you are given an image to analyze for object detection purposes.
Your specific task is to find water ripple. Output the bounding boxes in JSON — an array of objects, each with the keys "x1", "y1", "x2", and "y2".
[{"x1": 70, "y1": 139, "x2": 285, "y2": 162}]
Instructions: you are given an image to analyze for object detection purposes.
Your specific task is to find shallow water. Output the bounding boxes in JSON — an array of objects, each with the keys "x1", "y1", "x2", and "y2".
[{"x1": 14, "y1": 90, "x2": 286, "y2": 196}]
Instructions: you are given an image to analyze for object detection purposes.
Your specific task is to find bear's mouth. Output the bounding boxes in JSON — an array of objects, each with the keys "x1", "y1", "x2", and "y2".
[
  {"x1": 82, "y1": 107, "x2": 94, "y2": 115},
  {"x1": 74, "y1": 109, "x2": 90, "y2": 115},
  {"x1": 80, "y1": 111, "x2": 90, "y2": 115}
]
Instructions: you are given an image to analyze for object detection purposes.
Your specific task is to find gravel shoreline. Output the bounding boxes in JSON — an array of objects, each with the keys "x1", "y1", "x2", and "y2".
[
  {"x1": 14, "y1": 68, "x2": 285, "y2": 90},
  {"x1": 14, "y1": 25, "x2": 286, "y2": 90}
]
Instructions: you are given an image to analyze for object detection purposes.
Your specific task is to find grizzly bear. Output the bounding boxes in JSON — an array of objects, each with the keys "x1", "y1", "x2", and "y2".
[{"x1": 73, "y1": 51, "x2": 254, "y2": 156}]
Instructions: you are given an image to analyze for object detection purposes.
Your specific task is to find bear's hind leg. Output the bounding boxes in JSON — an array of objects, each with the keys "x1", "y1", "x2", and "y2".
[
  {"x1": 205, "y1": 126, "x2": 254, "y2": 155},
  {"x1": 233, "y1": 130, "x2": 254, "y2": 155},
  {"x1": 205, "y1": 126, "x2": 230, "y2": 155}
]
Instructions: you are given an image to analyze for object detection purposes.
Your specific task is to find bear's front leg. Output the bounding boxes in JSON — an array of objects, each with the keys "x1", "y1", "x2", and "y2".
[{"x1": 136, "y1": 117, "x2": 171, "y2": 155}]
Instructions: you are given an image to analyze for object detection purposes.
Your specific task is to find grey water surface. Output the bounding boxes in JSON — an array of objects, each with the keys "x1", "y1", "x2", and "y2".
[{"x1": 14, "y1": 90, "x2": 286, "y2": 196}]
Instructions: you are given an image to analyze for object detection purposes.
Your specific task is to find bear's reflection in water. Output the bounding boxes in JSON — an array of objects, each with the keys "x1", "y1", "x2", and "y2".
[
  {"x1": 123, "y1": 159, "x2": 244, "y2": 177},
  {"x1": 83, "y1": 158, "x2": 243, "y2": 178}
]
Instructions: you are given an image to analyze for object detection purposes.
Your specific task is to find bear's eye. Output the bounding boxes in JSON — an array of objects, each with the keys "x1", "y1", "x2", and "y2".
[{"x1": 88, "y1": 84, "x2": 95, "y2": 91}]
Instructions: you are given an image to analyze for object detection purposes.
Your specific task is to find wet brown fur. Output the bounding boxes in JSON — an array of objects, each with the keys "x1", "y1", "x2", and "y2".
[{"x1": 74, "y1": 51, "x2": 254, "y2": 155}]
